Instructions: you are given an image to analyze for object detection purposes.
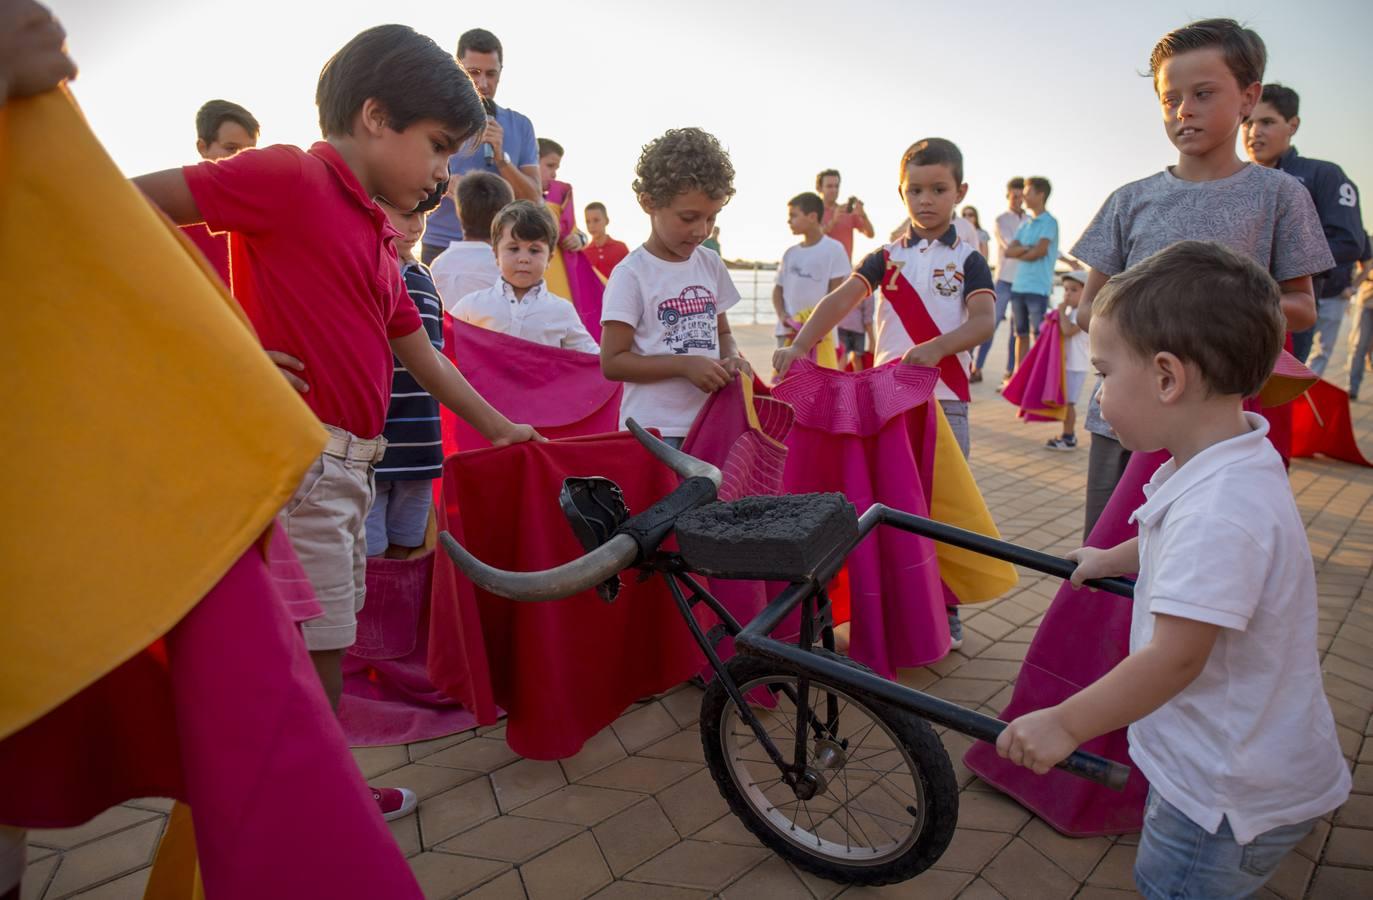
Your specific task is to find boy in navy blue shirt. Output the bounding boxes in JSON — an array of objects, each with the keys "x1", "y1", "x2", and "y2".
[
  {"x1": 368, "y1": 185, "x2": 447, "y2": 558},
  {"x1": 1243, "y1": 82, "x2": 1365, "y2": 372}
]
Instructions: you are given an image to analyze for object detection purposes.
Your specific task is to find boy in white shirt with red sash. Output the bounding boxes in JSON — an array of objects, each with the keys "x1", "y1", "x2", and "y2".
[
  {"x1": 775, "y1": 137, "x2": 995, "y2": 647},
  {"x1": 775, "y1": 137, "x2": 995, "y2": 455}
]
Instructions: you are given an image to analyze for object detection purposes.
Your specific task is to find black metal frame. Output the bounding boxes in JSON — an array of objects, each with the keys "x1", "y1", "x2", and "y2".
[{"x1": 642, "y1": 503, "x2": 1133, "y2": 792}]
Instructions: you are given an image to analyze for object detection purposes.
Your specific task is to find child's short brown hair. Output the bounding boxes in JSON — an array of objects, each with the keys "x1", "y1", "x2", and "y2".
[
  {"x1": 456, "y1": 171, "x2": 514, "y2": 241},
  {"x1": 632, "y1": 128, "x2": 736, "y2": 209},
  {"x1": 1149, "y1": 18, "x2": 1266, "y2": 93},
  {"x1": 898, "y1": 138, "x2": 963, "y2": 185},
  {"x1": 1094, "y1": 240, "x2": 1284, "y2": 397},
  {"x1": 490, "y1": 200, "x2": 558, "y2": 248}
]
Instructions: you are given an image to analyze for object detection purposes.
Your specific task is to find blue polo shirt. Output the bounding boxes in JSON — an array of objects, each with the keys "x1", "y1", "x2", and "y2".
[
  {"x1": 424, "y1": 101, "x2": 538, "y2": 248},
  {"x1": 1010, "y1": 210, "x2": 1059, "y2": 296},
  {"x1": 1275, "y1": 147, "x2": 1365, "y2": 297}
]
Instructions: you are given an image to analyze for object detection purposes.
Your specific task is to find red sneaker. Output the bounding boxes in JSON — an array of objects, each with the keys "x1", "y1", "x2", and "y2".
[{"x1": 371, "y1": 786, "x2": 417, "y2": 822}]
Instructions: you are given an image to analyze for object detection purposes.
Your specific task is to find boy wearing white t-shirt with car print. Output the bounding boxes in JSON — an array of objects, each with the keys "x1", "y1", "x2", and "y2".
[{"x1": 601, "y1": 128, "x2": 751, "y2": 446}]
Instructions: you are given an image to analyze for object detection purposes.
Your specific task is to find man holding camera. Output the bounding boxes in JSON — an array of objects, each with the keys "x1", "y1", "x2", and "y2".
[{"x1": 816, "y1": 168, "x2": 874, "y2": 261}]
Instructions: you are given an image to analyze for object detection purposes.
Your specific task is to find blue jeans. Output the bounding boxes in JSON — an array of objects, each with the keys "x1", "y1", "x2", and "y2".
[
  {"x1": 1010, "y1": 290, "x2": 1049, "y2": 338},
  {"x1": 974, "y1": 280, "x2": 1017, "y2": 375},
  {"x1": 1134, "y1": 788, "x2": 1316, "y2": 900},
  {"x1": 1307, "y1": 296, "x2": 1348, "y2": 377},
  {"x1": 1349, "y1": 303, "x2": 1373, "y2": 396},
  {"x1": 1291, "y1": 325, "x2": 1314, "y2": 363}
]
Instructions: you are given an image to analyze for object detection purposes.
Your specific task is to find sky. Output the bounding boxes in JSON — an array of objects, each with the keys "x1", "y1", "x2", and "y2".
[{"x1": 52, "y1": 0, "x2": 1373, "y2": 264}]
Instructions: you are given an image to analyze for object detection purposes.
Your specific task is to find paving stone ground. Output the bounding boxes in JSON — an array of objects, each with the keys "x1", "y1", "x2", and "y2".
[{"x1": 21, "y1": 322, "x2": 1373, "y2": 899}]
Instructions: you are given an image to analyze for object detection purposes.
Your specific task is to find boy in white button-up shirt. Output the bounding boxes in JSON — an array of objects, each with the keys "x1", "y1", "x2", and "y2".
[
  {"x1": 451, "y1": 200, "x2": 598, "y2": 353},
  {"x1": 996, "y1": 241, "x2": 1350, "y2": 899}
]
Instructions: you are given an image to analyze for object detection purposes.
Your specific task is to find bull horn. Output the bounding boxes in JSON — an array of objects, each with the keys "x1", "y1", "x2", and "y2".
[
  {"x1": 438, "y1": 531, "x2": 639, "y2": 602},
  {"x1": 626, "y1": 418, "x2": 722, "y2": 487}
]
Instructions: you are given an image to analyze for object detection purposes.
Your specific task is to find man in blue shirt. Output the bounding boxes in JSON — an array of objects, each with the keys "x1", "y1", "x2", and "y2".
[
  {"x1": 421, "y1": 29, "x2": 541, "y2": 265},
  {"x1": 1244, "y1": 83, "x2": 1365, "y2": 373},
  {"x1": 1004, "y1": 176, "x2": 1059, "y2": 372}
]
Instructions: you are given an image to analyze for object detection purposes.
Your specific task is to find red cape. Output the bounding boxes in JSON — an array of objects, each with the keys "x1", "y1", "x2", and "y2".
[
  {"x1": 427, "y1": 433, "x2": 704, "y2": 759},
  {"x1": 1290, "y1": 379, "x2": 1372, "y2": 467},
  {"x1": 0, "y1": 542, "x2": 421, "y2": 898}
]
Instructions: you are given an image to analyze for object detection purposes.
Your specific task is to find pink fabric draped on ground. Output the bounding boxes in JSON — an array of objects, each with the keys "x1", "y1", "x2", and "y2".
[
  {"x1": 439, "y1": 317, "x2": 621, "y2": 456},
  {"x1": 1001, "y1": 309, "x2": 1066, "y2": 422},
  {"x1": 547, "y1": 180, "x2": 606, "y2": 341},
  {"x1": 772, "y1": 360, "x2": 952, "y2": 677},
  {"x1": 964, "y1": 448, "x2": 1160, "y2": 836},
  {"x1": 340, "y1": 551, "x2": 479, "y2": 747},
  {"x1": 0, "y1": 542, "x2": 421, "y2": 898}
]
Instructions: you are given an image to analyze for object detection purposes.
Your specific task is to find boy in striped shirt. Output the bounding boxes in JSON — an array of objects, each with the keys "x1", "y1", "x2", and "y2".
[{"x1": 367, "y1": 188, "x2": 447, "y2": 558}]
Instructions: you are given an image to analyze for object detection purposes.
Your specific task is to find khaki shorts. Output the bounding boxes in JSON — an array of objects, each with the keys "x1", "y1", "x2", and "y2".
[{"x1": 283, "y1": 425, "x2": 385, "y2": 651}]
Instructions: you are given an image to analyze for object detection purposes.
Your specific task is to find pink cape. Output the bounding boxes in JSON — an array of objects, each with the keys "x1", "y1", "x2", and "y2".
[
  {"x1": 681, "y1": 377, "x2": 795, "y2": 667},
  {"x1": 547, "y1": 179, "x2": 606, "y2": 341},
  {"x1": 0, "y1": 541, "x2": 421, "y2": 898},
  {"x1": 428, "y1": 433, "x2": 705, "y2": 760},
  {"x1": 964, "y1": 396, "x2": 1285, "y2": 836},
  {"x1": 772, "y1": 360, "x2": 952, "y2": 677},
  {"x1": 1001, "y1": 309, "x2": 1066, "y2": 422},
  {"x1": 439, "y1": 317, "x2": 621, "y2": 457},
  {"x1": 340, "y1": 551, "x2": 479, "y2": 747}
]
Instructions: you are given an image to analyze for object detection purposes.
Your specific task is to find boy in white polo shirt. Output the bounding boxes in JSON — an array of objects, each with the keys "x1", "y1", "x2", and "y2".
[
  {"x1": 775, "y1": 137, "x2": 996, "y2": 458},
  {"x1": 451, "y1": 200, "x2": 598, "y2": 352},
  {"x1": 996, "y1": 241, "x2": 1350, "y2": 900}
]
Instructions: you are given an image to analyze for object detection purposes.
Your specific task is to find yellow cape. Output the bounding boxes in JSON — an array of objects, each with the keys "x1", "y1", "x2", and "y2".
[
  {"x1": 0, "y1": 90, "x2": 325, "y2": 741},
  {"x1": 930, "y1": 402, "x2": 1019, "y2": 603}
]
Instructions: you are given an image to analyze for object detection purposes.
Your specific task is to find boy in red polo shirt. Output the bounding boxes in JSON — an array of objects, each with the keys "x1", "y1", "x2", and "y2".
[{"x1": 132, "y1": 24, "x2": 540, "y2": 821}]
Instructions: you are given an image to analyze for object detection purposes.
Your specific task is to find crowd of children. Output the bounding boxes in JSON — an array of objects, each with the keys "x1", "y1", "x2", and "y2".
[{"x1": 1, "y1": 2, "x2": 1361, "y2": 897}]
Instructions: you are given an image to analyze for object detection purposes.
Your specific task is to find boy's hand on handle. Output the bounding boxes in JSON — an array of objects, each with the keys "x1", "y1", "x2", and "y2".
[
  {"x1": 559, "y1": 232, "x2": 583, "y2": 253},
  {"x1": 0, "y1": 0, "x2": 77, "y2": 103},
  {"x1": 681, "y1": 356, "x2": 731, "y2": 393},
  {"x1": 900, "y1": 340, "x2": 944, "y2": 369},
  {"x1": 490, "y1": 422, "x2": 546, "y2": 446},
  {"x1": 772, "y1": 345, "x2": 804, "y2": 380},
  {"x1": 1065, "y1": 546, "x2": 1118, "y2": 588},
  {"x1": 996, "y1": 708, "x2": 1080, "y2": 775},
  {"x1": 266, "y1": 351, "x2": 309, "y2": 393}
]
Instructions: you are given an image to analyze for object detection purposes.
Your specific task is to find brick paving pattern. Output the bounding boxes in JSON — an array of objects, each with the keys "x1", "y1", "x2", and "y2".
[{"x1": 21, "y1": 323, "x2": 1373, "y2": 898}]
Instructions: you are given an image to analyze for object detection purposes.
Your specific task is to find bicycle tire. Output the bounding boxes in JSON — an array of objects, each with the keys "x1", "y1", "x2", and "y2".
[{"x1": 698, "y1": 650, "x2": 958, "y2": 886}]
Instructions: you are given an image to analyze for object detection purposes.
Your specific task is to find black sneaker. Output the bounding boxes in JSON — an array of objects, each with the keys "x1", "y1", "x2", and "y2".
[{"x1": 1045, "y1": 435, "x2": 1078, "y2": 451}]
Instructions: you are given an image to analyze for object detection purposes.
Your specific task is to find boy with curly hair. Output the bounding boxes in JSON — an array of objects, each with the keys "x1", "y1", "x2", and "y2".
[{"x1": 600, "y1": 127, "x2": 751, "y2": 446}]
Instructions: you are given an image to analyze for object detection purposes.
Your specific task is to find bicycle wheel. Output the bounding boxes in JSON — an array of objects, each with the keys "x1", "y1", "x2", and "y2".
[{"x1": 699, "y1": 650, "x2": 958, "y2": 886}]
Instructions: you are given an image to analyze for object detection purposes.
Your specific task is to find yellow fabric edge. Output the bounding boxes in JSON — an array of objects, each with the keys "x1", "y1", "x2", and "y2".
[{"x1": 930, "y1": 403, "x2": 1019, "y2": 603}]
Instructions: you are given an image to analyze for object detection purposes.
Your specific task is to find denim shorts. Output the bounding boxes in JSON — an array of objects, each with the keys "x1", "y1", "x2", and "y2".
[
  {"x1": 837, "y1": 328, "x2": 866, "y2": 355},
  {"x1": 1134, "y1": 788, "x2": 1316, "y2": 900},
  {"x1": 365, "y1": 477, "x2": 435, "y2": 556},
  {"x1": 1010, "y1": 291, "x2": 1049, "y2": 337}
]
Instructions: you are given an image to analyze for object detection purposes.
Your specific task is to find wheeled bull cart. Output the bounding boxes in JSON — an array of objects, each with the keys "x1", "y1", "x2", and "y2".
[{"x1": 441, "y1": 421, "x2": 1131, "y2": 886}]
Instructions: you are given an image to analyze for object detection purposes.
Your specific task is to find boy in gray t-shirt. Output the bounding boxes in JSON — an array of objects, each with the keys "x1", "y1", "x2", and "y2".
[{"x1": 1069, "y1": 20, "x2": 1331, "y2": 537}]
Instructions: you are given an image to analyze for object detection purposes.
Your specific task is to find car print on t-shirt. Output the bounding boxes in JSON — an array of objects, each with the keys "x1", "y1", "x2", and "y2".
[{"x1": 656, "y1": 285, "x2": 719, "y2": 354}]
